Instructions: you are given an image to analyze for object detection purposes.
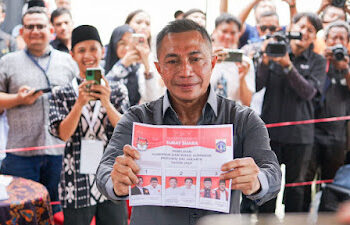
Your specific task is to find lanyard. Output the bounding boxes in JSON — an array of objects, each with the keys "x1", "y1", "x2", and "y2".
[
  {"x1": 72, "y1": 78, "x2": 101, "y2": 137},
  {"x1": 25, "y1": 49, "x2": 52, "y2": 87}
]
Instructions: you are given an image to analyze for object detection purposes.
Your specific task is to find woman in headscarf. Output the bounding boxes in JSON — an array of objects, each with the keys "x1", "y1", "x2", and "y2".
[{"x1": 105, "y1": 25, "x2": 163, "y2": 106}]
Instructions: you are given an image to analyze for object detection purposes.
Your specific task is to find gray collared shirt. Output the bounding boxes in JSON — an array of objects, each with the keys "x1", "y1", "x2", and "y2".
[
  {"x1": 97, "y1": 87, "x2": 281, "y2": 225},
  {"x1": 0, "y1": 47, "x2": 78, "y2": 156}
]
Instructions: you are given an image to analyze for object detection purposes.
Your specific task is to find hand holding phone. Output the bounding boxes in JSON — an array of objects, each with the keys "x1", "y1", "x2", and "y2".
[
  {"x1": 33, "y1": 87, "x2": 51, "y2": 94},
  {"x1": 131, "y1": 33, "x2": 146, "y2": 46},
  {"x1": 86, "y1": 68, "x2": 102, "y2": 85},
  {"x1": 224, "y1": 49, "x2": 243, "y2": 63}
]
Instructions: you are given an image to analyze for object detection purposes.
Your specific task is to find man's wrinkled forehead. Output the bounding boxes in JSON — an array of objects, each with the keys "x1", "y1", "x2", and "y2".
[{"x1": 157, "y1": 31, "x2": 211, "y2": 59}]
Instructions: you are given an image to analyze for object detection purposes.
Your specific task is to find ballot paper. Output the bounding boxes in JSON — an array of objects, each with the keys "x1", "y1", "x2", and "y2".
[{"x1": 129, "y1": 123, "x2": 233, "y2": 213}]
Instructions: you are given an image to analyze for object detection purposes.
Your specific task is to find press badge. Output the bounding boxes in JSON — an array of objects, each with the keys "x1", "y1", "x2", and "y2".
[{"x1": 80, "y1": 139, "x2": 104, "y2": 174}]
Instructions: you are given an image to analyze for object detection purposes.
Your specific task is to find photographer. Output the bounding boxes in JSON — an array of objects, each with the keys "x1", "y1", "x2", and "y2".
[
  {"x1": 314, "y1": 0, "x2": 347, "y2": 54},
  {"x1": 256, "y1": 12, "x2": 326, "y2": 212},
  {"x1": 304, "y1": 21, "x2": 350, "y2": 211},
  {"x1": 211, "y1": 13, "x2": 255, "y2": 106}
]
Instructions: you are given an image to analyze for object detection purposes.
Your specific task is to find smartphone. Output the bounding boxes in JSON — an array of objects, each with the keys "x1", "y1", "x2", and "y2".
[
  {"x1": 86, "y1": 68, "x2": 102, "y2": 85},
  {"x1": 34, "y1": 87, "x2": 51, "y2": 94},
  {"x1": 224, "y1": 49, "x2": 243, "y2": 62},
  {"x1": 131, "y1": 33, "x2": 146, "y2": 46}
]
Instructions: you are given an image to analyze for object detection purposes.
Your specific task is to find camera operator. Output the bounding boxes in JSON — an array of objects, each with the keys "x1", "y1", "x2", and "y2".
[
  {"x1": 256, "y1": 12, "x2": 326, "y2": 213},
  {"x1": 314, "y1": 0, "x2": 347, "y2": 54},
  {"x1": 304, "y1": 20, "x2": 350, "y2": 211}
]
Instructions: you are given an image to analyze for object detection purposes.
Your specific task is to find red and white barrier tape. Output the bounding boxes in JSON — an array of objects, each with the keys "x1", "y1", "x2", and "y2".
[
  {"x1": 285, "y1": 179, "x2": 334, "y2": 187},
  {"x1": 265, "y1": 115, "x2": 350, "y2": 128},
  {"x1": 0, "y1": 144, "x2": 65, "y2": 153},
  {"x1": 2, "y1": 115, "x2": 350, "y2": 154}
]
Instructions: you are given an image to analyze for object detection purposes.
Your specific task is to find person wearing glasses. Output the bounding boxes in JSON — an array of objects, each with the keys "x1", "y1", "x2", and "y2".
[
  {"x1": 241, "y1": 11, "x2": 280, "y2": 118},
  {"x1": 256, "y1": 12, "x2": 326, "y2": 213},
  {"x1": 0, "y1": 7, "x2": 77, "y2": 214}
]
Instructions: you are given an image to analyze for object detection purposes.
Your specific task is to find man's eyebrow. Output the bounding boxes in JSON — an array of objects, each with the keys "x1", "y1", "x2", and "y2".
[
  {"x1": 189, "y1": 51, "x2": 202, "y2": 56},
  {"x1": 164, "y1": 53, "x2": 178, "y2": 59}
]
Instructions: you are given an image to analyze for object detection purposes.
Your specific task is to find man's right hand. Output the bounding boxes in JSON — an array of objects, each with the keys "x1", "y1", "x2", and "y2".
[
  {"x1": 17, "y1": 85, "x2": 43, "y2": 105},
  {"x1": 76, "y1": 80, "x2": 96, "y2": 107},
  {"x1": 111, "y1": 145, "x2": 140, "y2": 196},
  {"x1": 121, "y1": 49, "x2": 141, "y2": 67},
  {"x1": 213, "y1": 48, "x2": 228, "y2": 63}
]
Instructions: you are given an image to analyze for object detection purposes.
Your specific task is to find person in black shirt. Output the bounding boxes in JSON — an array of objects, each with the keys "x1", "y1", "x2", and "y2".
[
  {"x1": 50, "y1": 8, "x2": 73, "y2": 53},
  {"x1": 304, "y1": 20, "x2": 350, "y2": 211},
  {"x1": 256, "y1": 12, "x2": 326, "y2": 212}
]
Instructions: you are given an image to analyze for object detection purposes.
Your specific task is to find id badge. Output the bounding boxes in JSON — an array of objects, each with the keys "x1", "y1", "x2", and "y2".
[{"x1": 80, "y1": 139, "x2": 104, "y2": 174}]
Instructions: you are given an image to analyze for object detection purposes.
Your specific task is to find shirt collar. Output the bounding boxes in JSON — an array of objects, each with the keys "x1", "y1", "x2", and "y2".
[
  {"x1": 25, "y1": 45, "x2": 53, "y2": 58},
  {"x1": 162, "y1": 85, "x2": 218, "y2": 118},
  {"x1": 288, "y1": 43, "x2": 314, "y2": 60}
]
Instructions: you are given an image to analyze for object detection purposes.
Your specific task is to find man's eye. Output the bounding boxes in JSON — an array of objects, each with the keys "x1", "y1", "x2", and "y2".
[
  {"x1": 166, "y1": 60, "x2": 178, "y2": 64},
  {"x1": 191, "y1": 57, "x2": 201, "y2": 62}
]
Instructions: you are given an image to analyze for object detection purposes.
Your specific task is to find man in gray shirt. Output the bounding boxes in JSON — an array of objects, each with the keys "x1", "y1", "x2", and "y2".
[
  {"x1": 0, "y1": 7, "x2": 76, "y2": 213},
  {"x1": 97, "y1": 19, "x2": 281, "y2": 225}
]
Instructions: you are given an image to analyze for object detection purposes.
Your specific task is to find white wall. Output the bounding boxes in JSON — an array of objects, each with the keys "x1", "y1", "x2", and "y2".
[{"x1": 69, "y1": 0, "x2": 322, "y2": 45}]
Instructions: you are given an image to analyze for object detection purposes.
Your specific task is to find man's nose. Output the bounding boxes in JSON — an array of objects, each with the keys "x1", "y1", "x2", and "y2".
[
  {"x1": 181, "y1": 61, "x2": 193, "y2": 77},
  {"x1": 224, "y1": 33, "x2": 232, "y2": 40}
]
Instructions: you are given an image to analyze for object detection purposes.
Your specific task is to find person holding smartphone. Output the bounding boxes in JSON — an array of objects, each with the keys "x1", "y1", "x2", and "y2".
[
  {"x1": 211, "y1": 13, "x2": 256, "y2": 106},
  {"x1": 105, "y1": 24, "x2": 163, "y2": 106},
  {"x1": 48, "y1": 25, "x2": 129, "y2": 225}
]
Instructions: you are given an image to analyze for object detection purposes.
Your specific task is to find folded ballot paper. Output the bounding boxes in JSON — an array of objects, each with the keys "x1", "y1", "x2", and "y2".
[{"x1": 0, "y1": 175, "x2": 12, "y2": 200}]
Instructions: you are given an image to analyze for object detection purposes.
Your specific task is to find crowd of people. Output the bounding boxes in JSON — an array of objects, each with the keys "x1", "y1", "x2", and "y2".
[{"x1": 0, "y1": 0, "x2": 350, "y2": 224}]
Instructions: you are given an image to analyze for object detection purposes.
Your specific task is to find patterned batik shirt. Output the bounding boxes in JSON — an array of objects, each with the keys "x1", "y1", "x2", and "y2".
[{"x1": 49, "y1": 77, "x2": 129, "y2": 208}]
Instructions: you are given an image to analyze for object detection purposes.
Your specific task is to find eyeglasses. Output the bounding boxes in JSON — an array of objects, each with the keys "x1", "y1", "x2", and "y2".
[
  {"x1": 259, "y1": 25, "x2": 277, "y2": 32},
  {"x1": 23, "y1": 24, "x2": 47, "y2": 31}
]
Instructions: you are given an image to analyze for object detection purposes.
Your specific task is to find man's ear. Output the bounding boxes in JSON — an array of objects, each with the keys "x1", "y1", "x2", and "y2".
[
  {"x1": 49, "y1": 24, "x2": 54, "y2": 35},
  {"x1": 211, "y1": 55, "x2": 218, "y2": 70},
  {"x1": 19, "y1": 27, "x2": 24, "y2": 36},
  {"x1": 154, "y1": 61, "x2": 162, "y2": 75}
]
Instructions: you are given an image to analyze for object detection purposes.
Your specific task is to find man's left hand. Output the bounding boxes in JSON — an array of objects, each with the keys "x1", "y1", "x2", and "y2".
[
  {"x1": 271, "y1": 52, "x2": 292, "y2": 68},
  {"x1": 236, "y1": 59, "x2": 250, "y2": 80},
  {"x1": 220, "y1": 157, "x2": 261, "y2": 195},
  {"x1": 334, "y1": 56, "x2": 350, "y2": 71}
]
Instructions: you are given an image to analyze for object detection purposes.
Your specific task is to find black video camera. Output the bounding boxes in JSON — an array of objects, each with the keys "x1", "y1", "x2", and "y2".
[
  {"x1": 330, "y1": 44, "x2": 348, "y2": 61},
  {"x1": 265, "y1": 31, "x2": 302, "y2": 57},
  {"x1": 331, "y1": 0, "x2": 346, "y2": 8}
]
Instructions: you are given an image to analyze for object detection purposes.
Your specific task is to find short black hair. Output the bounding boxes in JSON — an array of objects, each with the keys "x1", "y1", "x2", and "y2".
[
  {"x1": 169, "y1": 177, "x2": 177, "y2": 182},
  {"x1": 0, "y1": 0, "x2": 6, "y2": 13},
  {"x1": 292, "y1": 12, "x2": 323, "y2": 33},
  {"x1": 156, "y1": 19, "x2": 212, "y2": 58},
  {"x1": 219, "y1": 179, "x2": 225, "y2": 184},
  {"x1": 174, "y1": 10, "x2": 184, "y2": 19},
  {"x1": 324, "y1": 20, "x2": 350, "y2": 41},
  {"x1": 185, "y1": 177, "x2": 193, "y2": 182},
  {"x1": 215, "y1": 13, "x2": 242, "y2": 31},
  {"x1": 257, "y1": 11, "x2": 279, "y2": 23},
  {"x1": 204, "y1": 177, "x2": 212, "y2": 182},
  {"x1": 50, "y1": 7, "x2": 72, "y2": 24},
  {"x1": 183, "y1": 8, "x2": 206, "y2": 19},
  {"x1": 22, "y1": 6, "x2": 48, "y2": 24},
  {"x1": 150, "y1": 177, "x2": 158, "y2": 182}
]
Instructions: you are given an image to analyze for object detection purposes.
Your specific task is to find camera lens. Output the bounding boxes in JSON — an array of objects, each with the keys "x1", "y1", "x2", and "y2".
[{"x1": 334, "y1": 52, "x2": 345, "y2": 61}]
